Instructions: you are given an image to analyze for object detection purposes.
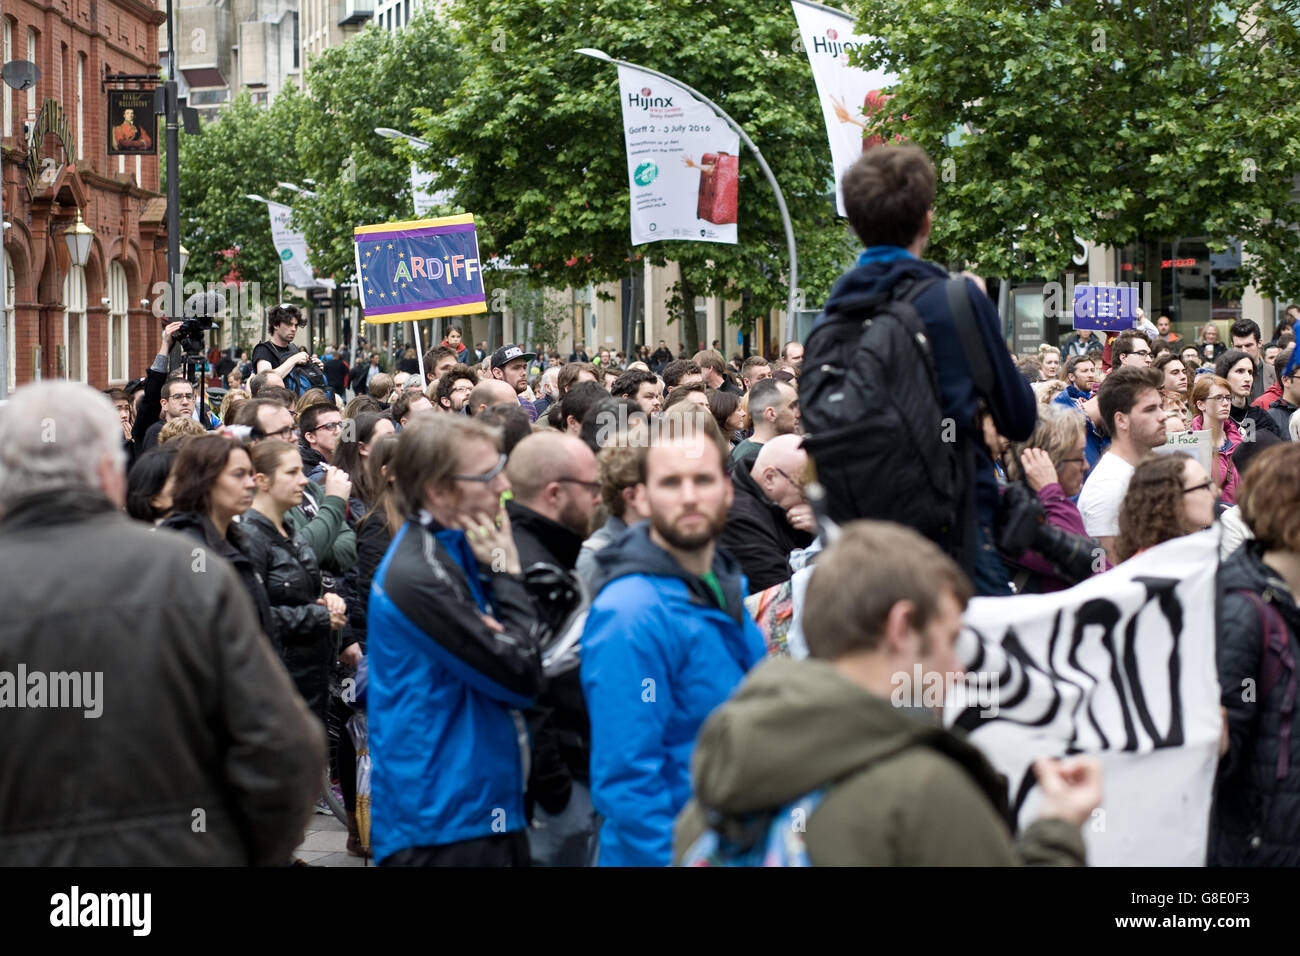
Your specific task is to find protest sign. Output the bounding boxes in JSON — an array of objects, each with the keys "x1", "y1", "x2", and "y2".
[
  {"x1": 353, "y1": 213, "x2": 486, "y2": 322},
  {"x1": 1155, "y1": 429, "x2": 1213, "y2": 475},
  {"x1": 1072, "y1": 284, "x2": 1138, "y2": 332},
  {"x1": 948, "y1": 529, "x2": 1222, "y2": 866}
]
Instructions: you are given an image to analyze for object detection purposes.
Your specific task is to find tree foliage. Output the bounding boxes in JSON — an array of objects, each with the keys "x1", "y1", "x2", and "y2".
[
  {"x1": 850, "y1": 0, "x2": 1300, "y2": 298},
  {"x1": 420, "y1": 0, "x2": 858, "y2": 331},
  {"x1": 175, "y1": 86, "x2": 309, "y2": 295}
]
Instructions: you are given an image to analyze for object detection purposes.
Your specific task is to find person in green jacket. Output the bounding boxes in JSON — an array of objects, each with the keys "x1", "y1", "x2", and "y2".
[{"x1": 673, "y1": 520, "x2": 1101, "y2": 866}]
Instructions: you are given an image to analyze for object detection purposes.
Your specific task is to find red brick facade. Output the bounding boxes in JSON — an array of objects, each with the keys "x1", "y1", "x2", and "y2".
[{"x1": 2, "y1": 0, "x2": 168, "y2": 391}]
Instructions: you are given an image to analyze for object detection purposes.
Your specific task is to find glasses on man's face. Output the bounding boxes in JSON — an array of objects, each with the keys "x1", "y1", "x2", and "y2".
[
  {"x1": 1182, "y1": 480, "x2": 1214, "y2": 495},
  {"x1": 310, "y1": 420, "x2": 344, "y2": 433},
  {"x1": 450, "y1": 453, "x2": 508, "y2": 483},
  {"x1": 266, "y1": 425, "x2": 298, "y2": 441},
  {"x1": 1131, "y1": 349, "x2": 1152, "y2": 358}
]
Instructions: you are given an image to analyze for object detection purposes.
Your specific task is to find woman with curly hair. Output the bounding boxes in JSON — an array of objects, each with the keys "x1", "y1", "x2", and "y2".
[
  {"x1": 1190, "y1": 375, "x2": 1242, "y2": 504},
  {"x1": 1114, "y1": 452, "x2": 1217, "y2": 561},
  {"x1": 1153, "y1": 351, "x2": 1191, "y2": 433}
]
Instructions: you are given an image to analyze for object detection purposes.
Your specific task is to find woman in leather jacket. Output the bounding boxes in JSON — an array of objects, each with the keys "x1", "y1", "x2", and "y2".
[{"x1": 242, "y1": 440, "x2": 346, "y2": 722}]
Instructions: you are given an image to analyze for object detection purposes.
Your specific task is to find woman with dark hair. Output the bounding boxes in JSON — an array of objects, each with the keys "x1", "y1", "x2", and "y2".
[
  {"x1": 241, "y1": 440, "x2": 345, "y2": 723},
  {"x1": 1213, "y1": 443, "x2": 1300, "y2": 866},
  {"x1": 1114, "y1": 452, "x2": 1217, "y2": 562},
  {"x1": 1191, "y1": 375, "x2": 1242, "y2": 505},
  {"x1": 330, "y1": 411, "x2": 396, "y2": 513},
  {"x1": 126, "y1": 445, "x2": 179, "y2": 524},
  {"x1": 1216, "y1": 349, "x2": 1282, "y2": 437},
  {"x1": 705, "y1": 387, "x2": 744, "y2": 450},
  {"x1": 159, "y1": 434, "x2": 273, "y2": 640},
  {"x1": 1153, "y1": 351, "x2": 1191, "y2": 433}
]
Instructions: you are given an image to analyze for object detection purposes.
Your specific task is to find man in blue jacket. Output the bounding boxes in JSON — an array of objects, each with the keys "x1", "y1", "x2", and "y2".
[
  {"x1": 368, "y1": 415, "x2": 542, "y2": 866},
  {"x1": 581, "y1": 410, "x2": 767, "y2": 866},
  {"x1": 821, "y1": 145, "x2": 1038, "y2": 595}
]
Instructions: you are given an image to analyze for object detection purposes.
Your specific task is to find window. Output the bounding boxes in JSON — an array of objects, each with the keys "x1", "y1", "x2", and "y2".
[
  {"x1": 4, "y1": 249, "x2": 15, "y2": 394},
  {"x1": 62, "y1": 265, "x2": 87, "y2": 382},
  {"x1": 3, "y1": 19, "x2": 11, "y2": 138},
  {"x1": 76, "y1": 54, "x2": 84, "y2": 160},
  {"x1": 108, "y1": 262, "x2": 128, "y2": 382},
  {"x1": 190, "y1": 88, "x2": 229, "y2": 105},
  {"x1": 27, "y1": 29, "x2": 37, "y2": 119}
]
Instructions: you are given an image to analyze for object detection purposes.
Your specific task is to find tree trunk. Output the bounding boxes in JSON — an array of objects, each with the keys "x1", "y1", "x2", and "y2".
[{"x1": 679, "y1": 269, "x2": 700, "y2": 355}]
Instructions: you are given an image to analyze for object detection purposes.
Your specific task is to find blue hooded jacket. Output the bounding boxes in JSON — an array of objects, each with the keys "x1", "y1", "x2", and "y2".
[
  {"x1": 368, "y1": 516, "x2": 542, "y2": 862},
  {"x1": 580, "y1": 522, "x2": 767, "y2": 867}
]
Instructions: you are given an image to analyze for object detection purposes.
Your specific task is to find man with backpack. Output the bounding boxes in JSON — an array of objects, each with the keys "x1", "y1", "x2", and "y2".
[
  {"x1": 801, "y1": 145, "x2": 1037, "y2": 595},
  {"x1": 252, "y1": 304, "x2": 332, "y2": 401},
  {"x1": 674, "y1": 521, "x2": 1099, "y2": 866}
]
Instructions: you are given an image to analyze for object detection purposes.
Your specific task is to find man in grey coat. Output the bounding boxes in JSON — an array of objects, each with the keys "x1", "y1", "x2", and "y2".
[{"x1": 0, "y1": 382, "x2": 324, "y2": 865}]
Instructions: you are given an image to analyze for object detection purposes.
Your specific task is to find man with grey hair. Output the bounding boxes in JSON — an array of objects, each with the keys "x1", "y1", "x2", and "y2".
[{"x1": 0, "y1": 381, "x2": 324, "y2": 864}]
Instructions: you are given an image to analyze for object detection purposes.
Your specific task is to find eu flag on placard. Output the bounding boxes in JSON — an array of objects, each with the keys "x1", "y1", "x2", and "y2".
[
  {"x1": 353, "y1": 213, "x2": 487, "y2": 323},
  {"x1": 1073, "y1": 285, "x2": 1138, "y2": 332}
]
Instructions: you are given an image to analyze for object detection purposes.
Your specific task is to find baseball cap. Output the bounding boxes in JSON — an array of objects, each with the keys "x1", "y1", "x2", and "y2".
[{"x1": 491, "y1": 344, "x2": 536, "y2": 370}]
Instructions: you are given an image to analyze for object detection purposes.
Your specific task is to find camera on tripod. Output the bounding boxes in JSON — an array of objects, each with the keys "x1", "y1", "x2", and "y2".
[{"x1": 177, "y1": 291, "x2": 225, "y2": 354}]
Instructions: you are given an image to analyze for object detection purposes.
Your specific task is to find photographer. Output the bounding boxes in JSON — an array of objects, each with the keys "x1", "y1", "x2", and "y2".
[
  {"x1": 253, "y1": 304, "x2": 330, "y2": 400},
  {"x1": 128, "y1": 320, "x2": 184, "y2": 467},
  {"x1": 999, "y1": 404, "x2": 1108, "y2": 593}
]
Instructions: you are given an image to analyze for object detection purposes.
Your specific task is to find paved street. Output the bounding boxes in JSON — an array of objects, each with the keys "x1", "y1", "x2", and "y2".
[{"x1": 295, "y1": 813, "x2": 368, "y2": 868}]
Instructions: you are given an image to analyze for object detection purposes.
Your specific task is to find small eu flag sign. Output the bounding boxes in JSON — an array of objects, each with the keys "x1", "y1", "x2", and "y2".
[{"x1": 1072, "y1": 285, "x2": 1138, "y2": 332}]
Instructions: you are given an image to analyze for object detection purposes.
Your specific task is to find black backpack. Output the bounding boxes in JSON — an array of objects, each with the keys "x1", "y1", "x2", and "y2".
[{"x1": 800, "y1": 276, "x2": 992, "y2": 556}]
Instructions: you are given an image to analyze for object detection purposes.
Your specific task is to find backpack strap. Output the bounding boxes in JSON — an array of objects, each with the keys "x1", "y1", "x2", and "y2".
[
  {"x1": 945, "y1": 278, "x2": 995, "y2": 400},
  {"x1": 1234, "y1": 588, "x2": 1296, "y2": 780}
]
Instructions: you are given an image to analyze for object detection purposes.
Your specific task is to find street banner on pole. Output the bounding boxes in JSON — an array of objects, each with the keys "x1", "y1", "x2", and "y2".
[
  {"x1": 352, "y1": 213, "x2": 487, "y2": 322},
  {"x1": 947, "y1": 529, "x2": 1222, "y2": 866},
  {"x1": 615, "y1": 65, "x2": 739, "y2": 246},
  {"x1": 791, "y1": 0, "x2": 897, "y2": 217},
  {"x1": 266, "y1": 201, "x2": 333, "y2": 290}
]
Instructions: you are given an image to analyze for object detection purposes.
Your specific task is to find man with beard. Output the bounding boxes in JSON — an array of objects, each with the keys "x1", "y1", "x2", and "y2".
[
  {"x1": 503, "y1": 433, "x2": 602, "y2": 865},
  {"x1": 580, "y1": 409, "x2": 766, "y2": 866},
  {"x1": 491, "y1": 344, "x2": 539, "y2": 422}
]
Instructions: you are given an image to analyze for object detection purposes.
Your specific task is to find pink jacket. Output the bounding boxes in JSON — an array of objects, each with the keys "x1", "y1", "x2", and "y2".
[{"x1": 1189, "y1": 415, "x2": 1241, "y2": 504}]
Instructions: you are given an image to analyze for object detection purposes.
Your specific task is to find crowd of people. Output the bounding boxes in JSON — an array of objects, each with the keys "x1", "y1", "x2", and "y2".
[{"x1": 3, "y1": 144, "x2": 1299, "y2": 869}]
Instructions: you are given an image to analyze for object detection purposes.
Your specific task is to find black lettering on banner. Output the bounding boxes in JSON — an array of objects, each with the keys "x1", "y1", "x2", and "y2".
[{"x1": 1124, "y1": 577, "x2": 1185, "y2": 748}]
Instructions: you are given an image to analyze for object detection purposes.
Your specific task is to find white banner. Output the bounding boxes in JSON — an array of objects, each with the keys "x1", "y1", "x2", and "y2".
[
  {"x1": 947, "y1": 530, "x2": 1222, "y2": 866},
  {"x1": 266, "y1": 201, "x2": 333, "y2": 290},
  {"x1": 616, "y1": 65, "x2": 739, "y2": 246},
  {"x1": 791, "y1": 0, "x2": 897, "y2": 217}
]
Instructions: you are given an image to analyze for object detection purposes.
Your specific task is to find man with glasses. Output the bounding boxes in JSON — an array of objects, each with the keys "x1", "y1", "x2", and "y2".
[
  {"x1": 1112, "y1": 330, "x2": 1154, "y2": 369},
  {"x1": 500, "y1": 433, "x2": 602, "y2": 866},
  {"x1": 298, "y1": 403, "x2": 345, "y2": 483},
  {"x1": 141, "y1": 375, "x2": 215, "y2": 452},
  {"x1": 718, "y1": 434, "x2": 816, "y2": 593},
  {"x1": 368, "y1": 416, "x2": 543, "y2": 867},
  {"x1": 434, "y1": 364, "x2": 478, "y2": 414}
]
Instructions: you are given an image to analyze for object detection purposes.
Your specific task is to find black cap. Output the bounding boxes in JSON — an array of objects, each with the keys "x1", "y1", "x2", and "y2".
[{"x1": 490, "y1": 344, "x2": 536, "y2": 369}]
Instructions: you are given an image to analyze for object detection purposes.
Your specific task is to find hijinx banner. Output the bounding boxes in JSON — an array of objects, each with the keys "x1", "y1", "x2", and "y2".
[
  {"x1": 791, "y1": 0, "x2": 897, "y2": 217},
  {"x1": 616, "y1": 65, "x2": 739, "y2": 246},
  {"x1": 267, "y1": 201, "x2": 333, "y2": 290},
  {"x1": 948, "y1": 530, "x2": 1222, "y2": 866},
  {"x1": 353, "y1": 214, "x2": 487, "y2": 322}
]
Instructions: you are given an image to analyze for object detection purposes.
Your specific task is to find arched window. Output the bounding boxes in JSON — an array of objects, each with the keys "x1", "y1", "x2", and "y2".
[
  {"x1": 109, "y1": 262, "x2": 129, "y2": 382},
  {"x1": 62, "y1": 265, "x2": 87, "y2": 382}
]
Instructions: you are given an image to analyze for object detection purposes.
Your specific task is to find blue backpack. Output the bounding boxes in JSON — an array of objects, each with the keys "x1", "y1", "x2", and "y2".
[{"x1": 678, "y1": 790, "x2": 825, "y2": 867}]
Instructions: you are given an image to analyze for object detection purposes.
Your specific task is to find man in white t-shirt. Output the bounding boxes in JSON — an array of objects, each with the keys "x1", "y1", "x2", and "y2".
[{"x1": 1077, "y1": 365, "x2": 1168, "y2": 563}]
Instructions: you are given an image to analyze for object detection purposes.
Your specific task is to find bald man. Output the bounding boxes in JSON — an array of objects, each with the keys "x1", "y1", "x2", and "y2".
[
  {"x1": 503, "y1": 432, "x2": 602, "y2": 866},
  {"x1": 467, "y1": 378, "x2": 519, "y2": 416},
  {"x1": 716, "y1": 433, "x2": 816, "y2": 593}
]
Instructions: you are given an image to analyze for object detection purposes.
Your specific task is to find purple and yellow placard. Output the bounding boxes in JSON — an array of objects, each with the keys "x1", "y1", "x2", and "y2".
[{"x1": 353, "y1": 213, "x2": 487, "y2": 322}]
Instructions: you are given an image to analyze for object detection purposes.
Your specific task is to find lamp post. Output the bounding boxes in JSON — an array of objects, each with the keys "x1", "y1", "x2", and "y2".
[
  {"x1": 575, "y1": 47, "x2": 799, "y2": 339},
  {"x1": 62, "y1": 211, "x2": 93, "y2": 381}
]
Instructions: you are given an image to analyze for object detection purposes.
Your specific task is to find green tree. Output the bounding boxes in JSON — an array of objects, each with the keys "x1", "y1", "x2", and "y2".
[
  {"x1": 420, "y1": 0, "x2": 857, "y2": 342},
  {"x1": 292, "y1": 14, "x2": 467, "y2": 282},
  {"x1": 174, "y1": 86, "x2": 311, "y2": 301},
  {"x1": 849, "y1": 0, "x2": 1300, "y2": 299}
]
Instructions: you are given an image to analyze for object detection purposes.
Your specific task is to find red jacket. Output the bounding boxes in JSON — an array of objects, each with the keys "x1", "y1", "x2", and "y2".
[{"x1": 1252, "y1": 381, "x2": 1283, "y2": 410}]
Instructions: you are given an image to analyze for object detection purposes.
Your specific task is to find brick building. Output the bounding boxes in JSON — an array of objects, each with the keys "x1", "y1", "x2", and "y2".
[{"x1": 2, "y1": 0, "x2": 169, "y2": 394}]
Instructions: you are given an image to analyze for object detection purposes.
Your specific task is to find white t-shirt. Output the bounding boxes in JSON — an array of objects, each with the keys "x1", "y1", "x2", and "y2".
[{"x1": 1078, "y1": 452, "x2": 1136, "y2": 537}]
